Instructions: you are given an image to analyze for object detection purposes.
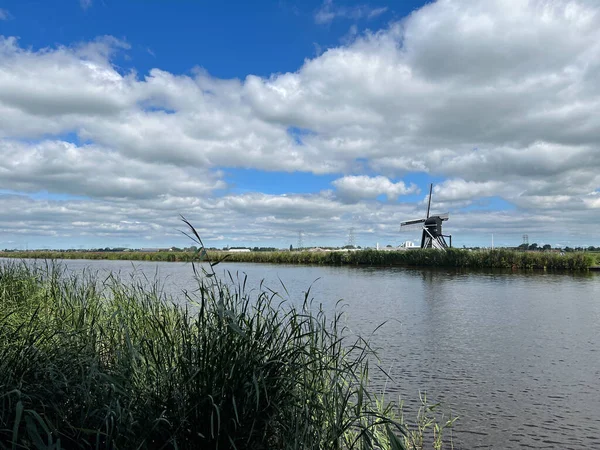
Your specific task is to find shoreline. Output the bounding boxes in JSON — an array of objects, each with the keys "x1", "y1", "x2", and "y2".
[{"x1": 1, "y1": 248, "x2": 595, "y2": 271}]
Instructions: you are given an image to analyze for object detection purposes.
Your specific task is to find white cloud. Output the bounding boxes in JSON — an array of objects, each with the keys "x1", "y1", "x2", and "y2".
[
  {"x1": 433, "y1": 180, "x2": 506, "y2": 202},
  {"x1": 0, "y1": 8, "x2": 11, "y2": 20},
  {"x1": 80, "y1": 0, "x2": 92, "y2": 10},
  {"x1": 315, "y1": 0, "x2": 388, "y2": 24},
  {"x1": 0, "y1": 140, "x2": 225, "y2": 199},
  {"x1": 583, "y1": 192, "x2": 600, "y2": 209},
  {"x1": 367, "y1": 7, "x2": 388, "y2": 19},
  {"x1": 333, "y1": 175, "x2": 418, "y2": 202}
]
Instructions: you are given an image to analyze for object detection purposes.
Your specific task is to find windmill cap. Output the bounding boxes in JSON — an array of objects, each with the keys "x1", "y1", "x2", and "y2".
[{"x1": 425, "y1": 217, "x2": 443, "y2": 225}]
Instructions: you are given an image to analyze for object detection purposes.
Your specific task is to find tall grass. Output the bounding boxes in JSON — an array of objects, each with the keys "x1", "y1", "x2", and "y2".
[
  {"x1": 2, "y1": 248, "x2": 593, "y2": 270},
  {"x1": 204, "y1": 248, "x2": 593, "y2": 270},
  {"x1": 0, "y1": 242, "x2": 456, "y2": 448}
]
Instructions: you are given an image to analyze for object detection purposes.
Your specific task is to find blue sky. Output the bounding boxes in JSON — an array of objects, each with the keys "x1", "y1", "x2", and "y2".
[
  {"x1": 1, "y1": 0, "x2": 600, "y2": 249},
  {"x1": 1, "y1": 0, "x2": 422, "y2": 77}
]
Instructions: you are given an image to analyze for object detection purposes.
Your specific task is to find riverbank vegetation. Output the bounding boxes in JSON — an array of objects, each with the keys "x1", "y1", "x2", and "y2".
[
  {"x1": 0, "y1": 258, "x2": 456, "y2": 449},
  {"x1": 201, "y1": 248, "x2": 594, "y2": 270},
  {"x1": 1, "y1": 248, "x2": 594, "y2": 270}
]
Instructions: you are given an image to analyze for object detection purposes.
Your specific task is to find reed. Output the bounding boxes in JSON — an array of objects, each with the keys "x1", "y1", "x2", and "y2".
[{"x1": 207, "y1": 248, "x2": 594, "y2": 270}]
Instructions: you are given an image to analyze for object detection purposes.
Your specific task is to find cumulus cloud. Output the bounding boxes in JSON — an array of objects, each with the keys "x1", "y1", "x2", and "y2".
[
  {"x1": 333, "y1": 175, "x2": 418, "y2": 202},
  {"x1": 2, "y1": 0, "x2": 600, "y2": 247},
  {"x1": 0, "y1": 140, "x2": 225, "y2": 200},
  {"x1": 433, "y1": 180, "x2": 506, "y2": 202}
]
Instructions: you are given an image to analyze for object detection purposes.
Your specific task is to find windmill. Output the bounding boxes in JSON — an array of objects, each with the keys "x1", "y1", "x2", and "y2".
[{"x1": 400, "y1": 184, "x2": 452, "y2": 250}]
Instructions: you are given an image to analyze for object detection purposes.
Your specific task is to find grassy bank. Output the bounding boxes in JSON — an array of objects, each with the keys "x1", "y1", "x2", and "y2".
[
  {"x1": 0, "y1": 260, "x2": 455, "y2": 449},
  {"x1": 1, "y1": 248, "x2": 594, "y2": 270},
  {"x1": 205, "y1": 248, "x2": 594, "y2": 270}
]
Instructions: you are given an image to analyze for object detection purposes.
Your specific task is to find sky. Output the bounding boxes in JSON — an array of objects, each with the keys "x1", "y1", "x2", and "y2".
[{"x1": 1, "y1": 0, "x2": 600, "y2": 250}]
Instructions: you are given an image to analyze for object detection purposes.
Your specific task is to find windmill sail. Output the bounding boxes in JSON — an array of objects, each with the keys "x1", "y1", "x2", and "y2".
[
  {"x1": 400, "y1": 218, "x2": 426, "y2": 227},
  {"x1": 425, "y1": 183, "x2": 433, "y2": 218}
]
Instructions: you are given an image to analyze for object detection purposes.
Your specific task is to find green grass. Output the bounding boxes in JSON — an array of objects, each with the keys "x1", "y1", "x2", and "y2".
[
  {"x1": 0, "y1": 257, "x2": 456, "y2": 449},
  {"x1": 588, "y1": 251, "x2": 600, "y2": 265},
  {"x1": 2, "y1": 248, "x2": 592, "y2": 270},
  {"x1": 207, "y1": 248, "x2": 593, "y2": 270}
]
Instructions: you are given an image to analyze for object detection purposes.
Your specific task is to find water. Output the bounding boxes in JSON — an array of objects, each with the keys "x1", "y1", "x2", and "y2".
[{"x1": 10, "y1": 258, "x2": 600, "y2": 449}]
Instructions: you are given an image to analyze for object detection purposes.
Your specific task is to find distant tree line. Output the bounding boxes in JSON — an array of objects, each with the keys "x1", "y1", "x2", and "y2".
[
  {"x1": 517, "y1": 243, "x2": 551, "y2": 251},
  {"x1": 516, "y1": 243, "x2": 600, "y2": 252},
  {"x1": 562, "y1": 246, "x2": 600, "y2": 252}
]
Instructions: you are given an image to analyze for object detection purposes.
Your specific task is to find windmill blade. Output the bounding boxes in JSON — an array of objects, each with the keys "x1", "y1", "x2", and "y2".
[
  {"x1": 400, "y1": 223, "x2": 425, "y2": 233},
  {"x1": 426, "y1": 183, "x2": 433, "y2": 219},
  {"x1": 401, "y1": 218, "x2": 426, "y2": 227}
]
